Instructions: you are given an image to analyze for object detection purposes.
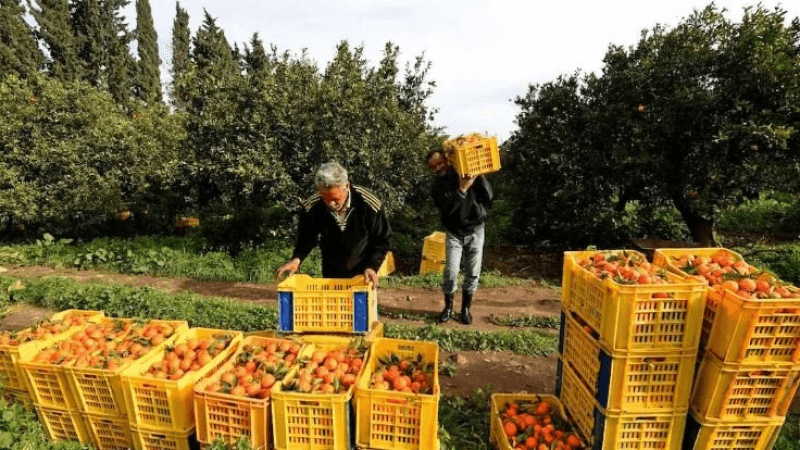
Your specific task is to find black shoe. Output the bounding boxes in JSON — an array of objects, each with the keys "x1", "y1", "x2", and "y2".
[
  {"x1": 439, "y1": 293, "x2": 454, "y2": 323},
  {"x1": 460, "y1": 292, "x2": 473, "y2": 325}
]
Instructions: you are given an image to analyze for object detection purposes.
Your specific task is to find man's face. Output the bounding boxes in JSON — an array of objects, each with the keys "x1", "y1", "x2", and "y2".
[
  {"x1": 319, "y1": 183, "x2": 349, "y2": 212},
  {"x1": 428, "y1": 152, "x2": 449, "y2": 175}
]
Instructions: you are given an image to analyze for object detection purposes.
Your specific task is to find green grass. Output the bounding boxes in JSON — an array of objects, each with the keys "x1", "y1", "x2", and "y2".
[
  {"x1": 0, "y1": 235, "x2": 531, "y2": 289},
  {"x1": 489, "y1": 314, "x2": 560, "y2": 329}
]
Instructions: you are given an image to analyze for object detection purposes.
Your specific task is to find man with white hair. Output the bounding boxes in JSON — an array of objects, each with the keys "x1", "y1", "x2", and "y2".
[{"x1": 275, "y1": 161, "x2": 392, "y2": 286}]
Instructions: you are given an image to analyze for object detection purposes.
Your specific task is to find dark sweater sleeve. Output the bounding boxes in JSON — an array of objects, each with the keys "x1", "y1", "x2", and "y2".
[
  {"x1": 291, "y1": 207, "x2": 318, "y2": 262},
  {"x1": 474, "y1": 176, "x2": 494, "y2": 206},
  {"x1": 431, "y1": 177, "x2": 485, "y2": 226},
  {"x1": 366, "y1": 207, "x2": 392, "y2": 270}
]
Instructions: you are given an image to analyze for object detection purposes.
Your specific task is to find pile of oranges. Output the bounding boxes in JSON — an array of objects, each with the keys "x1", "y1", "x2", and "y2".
[
  {"x1": 143, "y1": 333, "x2": 235, "y2": 381},
  {"x1": 0, "y1": 311, "x2": 93, "y2": 346},
  {"x1": 204, "y1": 340, "x2": 300, "y2": 399},
  {"x1": 281, "y1": 343, "x2": 367, "y2": 395},
  {"x1": 369, "y1": 353, "x2": 434, "y2": 394},
  {"x1": 576, "y1": 250, "x2": 670, "y2": 287},
  {"x1": 499, "y1": 399, "x2": 584, "y2": 450},
  {"x1": 32, "y1": 319, "x2": 179, "y2": 369},
  {"x1": 670, "y1": 250, "x2": 800, "y2": 300}
]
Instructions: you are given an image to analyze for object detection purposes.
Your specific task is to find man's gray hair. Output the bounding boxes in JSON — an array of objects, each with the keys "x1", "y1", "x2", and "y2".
[{"x1": 315, "y1": 161, "x2": 349, "y2": 189}]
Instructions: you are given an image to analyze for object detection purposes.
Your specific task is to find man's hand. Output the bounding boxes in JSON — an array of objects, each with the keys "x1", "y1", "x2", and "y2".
[
  {"x1": 275, "y1": 258, "x2": 301, "y2": 281},
  {"x1": 459, "y1": 173, "x2": 475, "y2": 193},
  {"x1": 363, "y1": 268, "x2": 380, "y2": 288}
]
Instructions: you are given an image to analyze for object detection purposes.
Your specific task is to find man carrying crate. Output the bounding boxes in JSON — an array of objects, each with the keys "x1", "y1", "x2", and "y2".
[
  {"x1": 426, "y1": 149, "x2": 493, "y2": 325},
  {"x1": 274, "y1": 161, "x2": 392, "y2": 290}
]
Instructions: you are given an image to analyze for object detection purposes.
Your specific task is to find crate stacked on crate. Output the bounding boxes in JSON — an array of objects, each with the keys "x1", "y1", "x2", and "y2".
[
  {"x1": 0, "y1": 310, "x2": 105, "y2": 445},
  {"x1": 271, "y1": 334, "x2": 371, "y2": 450},
  {"x1": 557, "y1": 249, "x2": 707, "y2": 450},
  {"x1": 193, "y1": 336, "x2": 305, "y2": 449},
  {"x1": 21, "y1": 317, "x2": 188, "y2": 449},
  {"x1": 420, "y1": 231, "x2": 446, "y2": 276},
  {"x1": 122, "y1": 328, "x2": 242, "y2": 450},
  {"x1": 354, "y1": 337, "x2": 440, "y2": 450},
  {"x1": 654, "y1": 248, "x2": 800, "y2": 450}
]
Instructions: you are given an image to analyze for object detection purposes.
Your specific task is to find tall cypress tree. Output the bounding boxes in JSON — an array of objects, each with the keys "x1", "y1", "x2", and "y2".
[
  {"x1": 103, "y1": 0, "x2": 136, "y2": 105},
  {"x1": 0, "y1": 0, "x2": 44, "y2": 79},
  {"x1": 192, "y1": 10, "x2": 238, "y2": 80},
  {"x1": 135, "y1": 0, "x2": 161, "y2": 104},
  {"x1": 170, "y1": 1, "x2": 190, "y2": 109},
  {"x1": 243, "y1": 32, "x2": 269, "y2": 74},
  {"x1": 71, "y1": 0, "x2": 104, "y2": 87},
  {"x1": 28, "y1": 0, "x2": 79, "y2": 81}
]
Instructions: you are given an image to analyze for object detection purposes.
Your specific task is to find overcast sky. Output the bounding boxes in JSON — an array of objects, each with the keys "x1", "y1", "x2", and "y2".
[{"x1": 122, "y1": 1, "x2": 798, "y2": 142}]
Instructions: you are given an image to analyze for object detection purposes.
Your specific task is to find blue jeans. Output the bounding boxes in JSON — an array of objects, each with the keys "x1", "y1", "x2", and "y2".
[{"x1": 442, "y1": 224, "x2": 485, "y2": 296}]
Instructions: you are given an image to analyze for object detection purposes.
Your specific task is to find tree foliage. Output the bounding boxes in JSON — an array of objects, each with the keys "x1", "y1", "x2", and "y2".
[
  {"x1": 134, "y1": 0, "x2": 161, "y2": 104},
  {"x1": 0, "y1": 0, "x2": 44, "y2": 80},
  {"x1": 505, "y1": 4, "x2": 800, "y2": 247}
]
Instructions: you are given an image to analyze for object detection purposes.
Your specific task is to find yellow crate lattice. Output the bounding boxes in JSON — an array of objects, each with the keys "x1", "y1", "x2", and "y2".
[
  {"x1": 85, "y1": 413, "x2": 134, "y2": 450},
  {"x1": 562, "y1": 250, "x2": 707, "y2": 353},
  {"x1": 131, "y1": 425, "x2": 193, "y2": 450},
  {"x1": 36, "y1": 406, "x2": 91, "y2": 445},
  {"x1": 449, "y1": 135, "x2": 501, "y2": 176},
  {"x1": 278, "y1": 275, "x2": 376, "y2": 334},
  {"x1": 355, "y1": 338, "x2": 440, "y2": 450}
]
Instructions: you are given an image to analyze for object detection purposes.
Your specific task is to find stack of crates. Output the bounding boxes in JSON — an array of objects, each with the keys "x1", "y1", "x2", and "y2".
[
  {"x1": 420, "y1": 231, "x2": 446, "y2": 276},
  {"x1": 122, "y1": 328, "x2": 242, "y2": 450},
  {"x1": 193, "y1": 335, "x2": 305, "y2": 449},
  {"x1": 654, "y1": 248, "x2": 800, "y2": 450},
  {"x1": 21, "y1": 317, "x2": 189, "y2": 450},
  {"x1": 557, "y1": 250, "x2": 707, "y2": 450},
  {"x1": 3, "y1": 310, "x2": 105, "y2": 446}
]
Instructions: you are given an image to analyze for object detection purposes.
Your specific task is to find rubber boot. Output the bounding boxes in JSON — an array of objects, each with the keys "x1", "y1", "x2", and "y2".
[
  {"x1": 439, "y1": 293, "x2": 454, "y2": 323},
  {"x1": 461, "y1": 292, "x2": 473, "y2": 325}
]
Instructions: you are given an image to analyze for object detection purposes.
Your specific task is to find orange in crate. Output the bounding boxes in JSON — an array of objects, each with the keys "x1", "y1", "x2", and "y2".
[
  {"x1": 193, "y1": 336, "x2": 307, "y2": 448},
  {"x1": 354, "y1": 338, "x2": 440, "y2": 450},
  {"x1": 122, "y1": 328, "x2": 242, "y2": 431},
  {"x1": 489, "y1": 393, "x2": 585, "y2": 450},
  {"x1": 562, "y1": 250, "x2": 707, "y2": 353},
  {"x1": 271, "y1": 335, "x2": 370, "y2": 450},
  {"x1": 68, "y1": 319, "x2": 189, "y2": 416},
  {"x1": 444, "y1": 134, "x2": 501, "y2": 176},
  {"x1": 0, "y1": 309, "x2": 104, "y2": 391}
]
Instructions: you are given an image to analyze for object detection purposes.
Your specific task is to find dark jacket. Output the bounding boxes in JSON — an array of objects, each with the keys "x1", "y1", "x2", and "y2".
[
  {"x1": 430, "y1": 168, "x2": 493, "y2": 238},
  {"x1": 292, "y1": 185, "x2": 392, "y2": 278}
]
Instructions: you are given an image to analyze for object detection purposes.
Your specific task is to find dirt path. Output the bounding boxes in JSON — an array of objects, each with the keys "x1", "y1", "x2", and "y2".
[{"x1": 0, "y1": 265, "x2": 561, "y2": 396}]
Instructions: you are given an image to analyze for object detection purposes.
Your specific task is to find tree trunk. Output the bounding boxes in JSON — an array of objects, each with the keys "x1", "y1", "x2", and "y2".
[{"x1": 672, "y1": 197, "x2": 716, "y2": 246}]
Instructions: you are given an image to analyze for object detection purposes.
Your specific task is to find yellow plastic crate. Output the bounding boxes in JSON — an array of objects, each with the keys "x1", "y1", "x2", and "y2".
[
  {"x1": 354, "y1": 338, "x2": 439, "y2": 450},
  {"x1": 691, "y1": 352, "x2": 800, "y2": 421},
  {"x1": 68, "y1": 320, "x2": 189, "y2": 416},
  {"x1": 557, "y1": 360, "x2": 686, "y2": 450},
  {"x1": 122, "y1": 328, "x2": 242, "y2": 431},
  {"x1": 561, "y1": 250, "x2": 707, "y2": 353},
  {"x1": 0, "y1": 309, "x2": 105, "y2": 391},
  {"x1": 683, "y1": 410, "x2": 784, "y2": 450},
  {"x1": 20, "y1": 358, "x2": 79, "y2": 410},
  {"x1": 272, "y1": 335, "x2": 370, "y2": 450},
  {"x1": 84, "y1": 412, "x2": 134, "y2": 450},
  {"x1": 193, "y1": 336, "x2": 307, "y2": 448},
  {"x1": 419, "y1": 258, "x2": 445, "y2": 276},
  {"x1": 278, "y1": 274, "x2": 377, "y2": 334},
  {"x1": 449, "y1": 135, "x2": 501, "y2": 176},
  {"x1": 706, "y1": 287, "x2": 800, "y2": 364},
  {"x1": 36, "y1": 405, "x2": 92, "y2": 445},
  {"x1": 653, "y1": 248, "x2": 747, "y2": 353},
  {"x1": 560, "y1": 311, "x2": 695, "y2": 412},
  {"x1": 489, "y1": 393, "x2": 582, "y2": 450},
  {"x1": 378, "y1": 251, "x2": 396, "y2": 277},
  {"x1": 422, "y1": 232, "x2": 446, "y2": 263},
  {"x1": 131, "y1": 424, "x2": 193, "y2": 450}
]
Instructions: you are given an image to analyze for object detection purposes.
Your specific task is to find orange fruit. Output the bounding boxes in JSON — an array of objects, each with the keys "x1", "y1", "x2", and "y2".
[{"x1": 504, "y1": 421, "x2": 517, "y2": 437}]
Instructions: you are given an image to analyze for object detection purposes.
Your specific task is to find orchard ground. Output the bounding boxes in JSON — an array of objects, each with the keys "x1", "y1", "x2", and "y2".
[{"x1": 1, "y1": 230, "x2": 798, "y2": 407}]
